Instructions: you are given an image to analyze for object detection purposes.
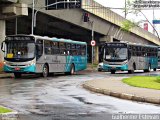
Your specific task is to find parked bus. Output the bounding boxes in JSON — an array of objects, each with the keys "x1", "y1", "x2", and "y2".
[
  {"x1": 1, "y1": 35, "x2": 87, "y2": 78},
  {"x1": 100, "y1": 42, "x2": 158, "y2": 74}
]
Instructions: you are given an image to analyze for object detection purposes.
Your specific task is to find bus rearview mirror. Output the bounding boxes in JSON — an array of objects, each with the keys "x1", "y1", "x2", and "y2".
[{"x1": 1, "y1": 41, "x2": 5, "y2": 52}]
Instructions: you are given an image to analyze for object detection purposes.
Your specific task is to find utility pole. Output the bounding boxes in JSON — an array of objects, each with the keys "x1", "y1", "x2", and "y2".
[
  {"x1": 91, "y1": 21, "x2": 94, "y2": 67},
  {"x1": 125, "y1": 0, "x2": 127, "y2": 18},
  {"x1": 32, "y1": 0, "x2": 79, "y2": 33},
  {"x1": 31, "y1": 0, "x2": 35, "y2": 35},
  {"x1": 152, "y1": 0, "x2": 155, "y2": 35},
  {"x1": 15, "y1": 18, "x2": 17, "y2": 35}
]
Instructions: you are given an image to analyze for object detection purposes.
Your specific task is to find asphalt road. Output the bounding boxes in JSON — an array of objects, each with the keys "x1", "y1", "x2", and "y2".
[{"x1": 0, "y1": 70, "x2": 160, "y2": 120}]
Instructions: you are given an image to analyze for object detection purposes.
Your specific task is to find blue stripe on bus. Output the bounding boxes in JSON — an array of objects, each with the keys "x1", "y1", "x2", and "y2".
[
  {"x1": 65, "y1": 56, "x2": 87, "y2": 72},
  {"x1": 65, "y1": 56, "x2": 72, "y2": 72},
  {"x1": 144, "y1": 57, "x2": 158, "y2": 69},
  {"x1": 103, "y1": 64, "x2": 128, "y2": 71},
  {"x1": 4, "y1": 65, "x2": 36, "y2": 73}
]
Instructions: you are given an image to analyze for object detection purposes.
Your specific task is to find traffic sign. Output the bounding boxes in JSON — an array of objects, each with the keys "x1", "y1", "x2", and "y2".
[
  {"x1": 91, "y1": 40, "x2": 96, "y2": 46},
  {"x1": 152, "y1": 20, "x2": 160, "y2": 24}
]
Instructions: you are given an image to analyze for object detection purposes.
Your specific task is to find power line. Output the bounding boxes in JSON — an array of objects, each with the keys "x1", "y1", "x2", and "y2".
[{"x1": 2, "y1": 4, "x2": 160, "y2": 10}]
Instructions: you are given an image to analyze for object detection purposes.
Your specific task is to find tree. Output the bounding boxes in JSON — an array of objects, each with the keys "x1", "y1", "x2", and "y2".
[
  {"x1": 121, "y1": 0, "x2": 160, "y2": 40},
  {"x1": 121, "y1": 0, "x2": 140, "y2": 32},
  {"x1": 121, "y1": 19, "x2": 137, "y2": 32}
]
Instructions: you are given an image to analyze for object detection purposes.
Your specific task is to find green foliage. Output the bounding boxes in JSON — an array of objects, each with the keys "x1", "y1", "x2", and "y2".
[
  {"x1": 123, "y1": 0, "x2": 141, "y2": 17},
  {"x1": 123, "y1": 76, "x2": 160, "y2": 90},
  {"x1": 16, "y1": 0, "x2": 20, "y2": 3},
  {"x1": 121, "y1": 20, "x2": 136, "y2": 32},
  {"x1": 0, "y1": 106, "x2": 12, "y2": 113},
  {"x1": 121, "y1": 0, "x2": 142, "y2": 32}
]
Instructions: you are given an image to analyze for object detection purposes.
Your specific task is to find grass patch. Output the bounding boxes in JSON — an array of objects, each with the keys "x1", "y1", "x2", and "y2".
[
  {"x1": 0, "y1": 106, "x2": 12, "y2": 113},
  {"x1": 122, "y1": 76, "x2": 160, "y2": 90}
]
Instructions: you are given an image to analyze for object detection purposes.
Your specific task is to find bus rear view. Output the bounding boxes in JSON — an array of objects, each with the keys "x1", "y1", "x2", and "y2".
[{"x1": 102, "y1": 42, "x2": 128, "y2": 74}]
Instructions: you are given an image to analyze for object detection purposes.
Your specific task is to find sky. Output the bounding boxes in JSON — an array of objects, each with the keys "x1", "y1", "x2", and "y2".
[{"x1": 93, "y1": 0, "x2": 160, "y2": 35}]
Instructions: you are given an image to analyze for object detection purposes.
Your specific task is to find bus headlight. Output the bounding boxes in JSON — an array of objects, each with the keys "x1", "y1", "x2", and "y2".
[
  {"x1": 27, "y1": 61, "x2": 35, "y2": 66},
  {"x1": 3, "y1": 61, "x2": 6, "y2": 65}
]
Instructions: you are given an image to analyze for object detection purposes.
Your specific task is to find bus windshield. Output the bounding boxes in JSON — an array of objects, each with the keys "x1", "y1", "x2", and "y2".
[
  {"x1": 5, "y1": 41, "x2": 35, "y2": 59},
  {"x1": 105, "y1": 47, "x2": 127, "y2": 60}
]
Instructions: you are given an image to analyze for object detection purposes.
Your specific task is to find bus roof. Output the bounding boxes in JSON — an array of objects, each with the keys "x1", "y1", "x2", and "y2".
[
  {"x1": 6, "y1": 34, "x2": 87, "y2": 45},
  {"x1": 105, "y1": 42, "x2": 158, "y2": 48}
]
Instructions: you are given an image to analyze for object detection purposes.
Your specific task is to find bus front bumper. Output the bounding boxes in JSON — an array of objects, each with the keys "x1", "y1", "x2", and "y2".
[
  {"x1": 103, "y1": 64, "x2": 128, "y2": 71},
  {"x1": 3, "y1": 65, "x2": 36, "y2": 73}
]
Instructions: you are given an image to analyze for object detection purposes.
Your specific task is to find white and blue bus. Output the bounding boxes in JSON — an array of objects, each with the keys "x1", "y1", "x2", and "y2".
[
  {"x1": 1, "y1": 35, "x2": 87, "y2": 78},
  {"x1": 101, "y1": 42, "x2": 158, "y2": 74}
]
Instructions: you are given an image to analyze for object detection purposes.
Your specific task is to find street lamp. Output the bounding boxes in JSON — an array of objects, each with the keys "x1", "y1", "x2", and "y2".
[
  {"x1": 31, "y1": 0, "x2": 35, "y2": 35},
  {"x1": 31, "y1": 0, "x2": 79, "y2": 35},
  {"x1": 91, "y1": 21, "x2": 94, "y2": 66}
]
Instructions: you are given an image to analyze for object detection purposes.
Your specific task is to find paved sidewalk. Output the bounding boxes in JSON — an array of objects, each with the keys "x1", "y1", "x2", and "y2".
[
  {"x1": 0, "y1": 73, "x2": 13, "y2": 78},
  {"x1": 83, "y1": 77, "x2": 160, "y2": 104}
]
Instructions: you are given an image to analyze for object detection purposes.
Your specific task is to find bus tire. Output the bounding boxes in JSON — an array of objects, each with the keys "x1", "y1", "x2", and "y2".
[
  {"x1": 133, "y1": 63, "x2": 136, "y2": 70},
  {"x1": 144, "y1": 69, "x2": 148, "y2": 72},
  {"x1": 148, "y1": 64, "x2": 151, "y2": 72},
  {"x1": 111, "y1": 70, "x2": 115, "y2": 74},
  {"x1": 154, "y1": 68, "x2": 156, "y2": 71},
  {"x1": 70, "y1": 64, "x2": 75, "y2": 75},
  {"x1": 145, "y1": 64, "x2": 151, "y2": 72},
  {"x1": 42, "y1": 64, "x2": 49, "y2": 77},
  {"x1": 128, "y1": 70, "x2": 134, "y2": 74},
  {"x1": 14, "y1": 73, "x2": 21, "y2": 78},
  {"x1": 98, "y1": 69, "x2": 102, "y2": 72}
]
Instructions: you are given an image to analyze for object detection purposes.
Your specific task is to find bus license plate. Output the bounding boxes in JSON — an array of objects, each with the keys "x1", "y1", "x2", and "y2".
[{"x1": 15, "y1": 67, "x2": 20, "y2": 71}]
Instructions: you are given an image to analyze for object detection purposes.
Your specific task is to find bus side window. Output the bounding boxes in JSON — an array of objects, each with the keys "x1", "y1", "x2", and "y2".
[
  {"x1": 66, "y1": 43, "x2": 71, "y2": 55},
  {"x1": 59, "y1": 42, "x2": 66, "y2": 55},
  {"x1": 52, "y1": 42, "x2": 59, "y2": 54},
  {"x1": 71, "y1": 44, "x2": 75, "y2": 55},
  {"x1": 81, "y1": 45, "x2": 86, "y2": 56}
]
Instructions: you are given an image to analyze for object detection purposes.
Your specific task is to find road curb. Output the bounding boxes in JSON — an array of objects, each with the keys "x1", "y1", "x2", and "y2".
[
  {"x1": 0, "y1": 105, "x2": 18, "y2": 120},
  {"x1": 0, "y1": 112, "x2": 18, "y2": 120},
  {"x1": 82, "y1": 82, "x2": 160, "y2": 104},
  {"x1": 0, "y1": 73, "x2": 13, "y2": 79}
]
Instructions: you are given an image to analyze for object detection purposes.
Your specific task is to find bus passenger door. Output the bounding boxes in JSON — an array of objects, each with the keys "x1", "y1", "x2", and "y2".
[{"x1": 36, "y1": 39, "x2": 44, "y2": 73}]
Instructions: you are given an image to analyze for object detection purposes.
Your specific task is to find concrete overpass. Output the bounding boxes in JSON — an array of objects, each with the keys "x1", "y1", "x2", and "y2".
[{"x1": 0, "y1": 0, "x2": 160, "y2": 64}]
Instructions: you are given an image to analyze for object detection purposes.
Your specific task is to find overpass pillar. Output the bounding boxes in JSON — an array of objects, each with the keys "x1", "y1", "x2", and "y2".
[
  {"x1": 94, "y1": 46, "x2": 99, "y2": 64},
  {"x1": 0, "y1": 20, "x2": 5, "y2": 71},
  {"x1": 93, "y1": 35, "x2": 113, "y2": 64}
]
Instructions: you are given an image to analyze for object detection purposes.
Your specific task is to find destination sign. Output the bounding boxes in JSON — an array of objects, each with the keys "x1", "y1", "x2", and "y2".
[
  {"x1": 6, "y1": 36, "x2": 34, "y2": 41},
  {"x1": 106, "y1": 43, "x2": 127, "y2": 47}
]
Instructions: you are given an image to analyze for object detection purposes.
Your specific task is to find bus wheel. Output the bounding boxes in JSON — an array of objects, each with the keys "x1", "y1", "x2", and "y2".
[
  {"x1": 42, "y1": 64, "x2": 49, "y2": 77},
  {"x1": 70, "y1": 64, "x2": 75, "y2": 75},
  {"x1": 154, "y1": 68, "x2": 156, "y2": 71},
  {"x1": 145, "y1": 64, "x2": 151, "y2": 72},
  {"x1": 14, "y1": 73, "x2": 21, "y2": 78},
  {"x1": 128, "y1": 70, "x2": 134, "y2": 74},
  {"x1": 148, "y1": 64, "x2": 151, "y2": 72},
  {"x1": 111, "y1": 70, "x2": 115, "y2": 74},
  {"x1": 133, "y1": 63, "x2": 136, "y2": 71}
]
